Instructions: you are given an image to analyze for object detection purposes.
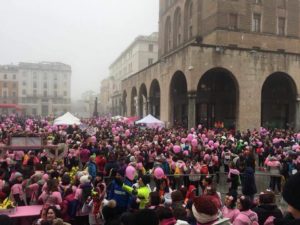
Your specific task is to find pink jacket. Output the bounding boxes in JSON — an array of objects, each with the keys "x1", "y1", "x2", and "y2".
[
  {"x1": 222, "y1": 206, "x2": 240, "y2": 223},
  {"x1": 233, "y1": 209, "x2": 258, "y2": 225},
  {"x1": 227, "y1": 168, "x2": 240, "y2": 179}
]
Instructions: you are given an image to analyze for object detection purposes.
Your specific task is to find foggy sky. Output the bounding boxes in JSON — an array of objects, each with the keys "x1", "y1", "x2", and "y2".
[{"x1": 0, "y1": 0, "x2": 159, "y2": 100}]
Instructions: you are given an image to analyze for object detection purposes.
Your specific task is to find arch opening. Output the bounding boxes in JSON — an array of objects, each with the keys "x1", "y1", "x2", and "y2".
[
  {"x1": 138, "y1": 84, "x2": 147, "y2": 118},
  {"x1": 149, "y1": 79, "x2": 161, "y2": 119},
  {"x1": 196, "y1": 68, "x2": 238, "y2": 129},
  {"x1": 261, "y1": 72, "x2": 297, "y2": 129},
  {"x1": 170, "y1": 71, "x2": 188, "y2": 127}
]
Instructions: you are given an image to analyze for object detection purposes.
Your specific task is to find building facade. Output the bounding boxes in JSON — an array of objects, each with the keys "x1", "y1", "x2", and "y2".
[
  {"x1": 0, "y1": 62, "x2": 71, "y2": 116},
  {"x1": 106, "y1": 32, "x2": 158, "y2": 116},
  {"x1": 122, "y1": 0, "x2": 300, "y2": 131},
  {"x1": 99, "y1": 77, "x2": 114, "y2": 116},
  {"x1": 0, "y1": 65, "x2": 19, "y2": 114}
]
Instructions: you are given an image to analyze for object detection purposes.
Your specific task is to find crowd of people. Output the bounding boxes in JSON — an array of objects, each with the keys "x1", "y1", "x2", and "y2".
[{"x1": 0, "y1": 115, "x2": 299, "y2": 225}]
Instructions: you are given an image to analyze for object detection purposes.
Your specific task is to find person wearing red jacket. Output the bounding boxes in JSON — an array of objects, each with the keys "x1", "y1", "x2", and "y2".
[{"x1": 95, "y1": 152, "x2": 106, "y2": 176}]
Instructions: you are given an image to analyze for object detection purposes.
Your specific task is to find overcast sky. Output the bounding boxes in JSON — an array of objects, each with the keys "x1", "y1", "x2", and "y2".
[{"x1": 0, "y1": 0, "x2": 159, "y2": 100}]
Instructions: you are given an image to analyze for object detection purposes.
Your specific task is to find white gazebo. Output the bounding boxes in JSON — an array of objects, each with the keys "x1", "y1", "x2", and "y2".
[
  {"x1": 53, "y1": 112, "x2": 81, "y2": 125},
  {"x1": 135, "y1": 114, "x2": 165, "y2": 128}
]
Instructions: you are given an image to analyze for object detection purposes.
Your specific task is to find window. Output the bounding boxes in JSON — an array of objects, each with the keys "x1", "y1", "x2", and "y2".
[
  {"x1": 63, "y1": 91, "x2": 67, "y2": 96},
  {"x1": 22, "y1": 81, "x2": 26, "y2": 86},
  {"x1": 12, "y1": 92, "x2": 16, "y2": 97},
  {"x1": 148, "y1": 44, "x2": 154, "y2": 52},
  {"x1": 4, "y1": 74, "x2": 7, "y2": 79},
  {"x1": 3, "y1": 91, "x2": 7, "y2": 98},
  {"x1": 43, "y1": 90, "x2": 47, "y2": 97},
  {"x1": 278, "y1": 17, "x2": 286, "y2": 35},
  {"x1": 22, "y1": 89, "x2": 26, "y2": 95},
  {"x1": 32, "y1": 108, "x2": 37, "y2": 115},
  {"x1": 148, "y1": 58, "x2": 154, "y2": 66},
  {"x1": 54, "y1": 91, "x2": 57, "y2": 97},
  {"x1": 33, "y1": 90, "x2": 37, "y2": 97},
  {"x1": 3, "y1": 82, "x2": 7, "y2": 88},
  {"x1": 13, "y1": 74, "x2": 16, "y2": 79},
  {"x1": 43, "y1": 82, "x2": 47, "y2": 88},
  {"x1": 255, "y1": 0, "x2": 262, "y2": 4},
  {"x1": 54, "y1": 83, "x2": 57, "y2": 89},
  {"x1": 229, "y1": 13, "x2": 238, "y2": 30},
  {"x1": 54, "y1": 74, "x2": 58, "y2": 80},
  {"x1": 13, "y1": 83, "x2": 17, "y2": 88},
  {"x1": 33, "y1": 82, "x2": 37, "y2": 88},
  {"x1": 252, "y1": 13, "x2": 261, "y2": 32}
]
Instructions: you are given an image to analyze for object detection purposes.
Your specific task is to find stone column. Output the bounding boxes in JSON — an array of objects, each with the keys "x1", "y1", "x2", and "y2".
[
  {"x1": 237, "y1": 80, "x2": 261, "y2": 131},
  {"x1": 295, "y1": 97, "x2": 300, "y2": 131},
  {"x1": 188, "y1": 91, "x2": 197, "y2": 129}
]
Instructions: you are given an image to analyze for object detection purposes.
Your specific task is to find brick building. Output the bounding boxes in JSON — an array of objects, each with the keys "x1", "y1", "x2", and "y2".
[{"x1": 122, "y1": 0, "x2": 300, "y2": 131}]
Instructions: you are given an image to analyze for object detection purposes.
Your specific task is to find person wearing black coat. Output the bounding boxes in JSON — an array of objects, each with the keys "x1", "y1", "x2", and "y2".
[
  {"x1": 252, "y1": 190, "x2": 283, "y2": 225},
  {"x1": 240, "y1": 165, "x2": 257, "y2": 201},
  {"x1": 273, "y1": 173, "x2": 300, "y2": 225}
]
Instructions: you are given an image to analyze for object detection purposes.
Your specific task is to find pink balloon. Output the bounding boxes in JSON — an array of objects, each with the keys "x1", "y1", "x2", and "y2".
[
  {"x1": 191, "y1": 139, "x2": 198, "y2": 147},
  {"x1": 257, "y1": 141, "x2": 262, "y2": 147},
  {"x1": 297, "y1": 133, "x2": 300, "y2": 140},
  {"x1": 125, "y1": 129, "x2": 131, "y2": 137},
  {"x1": 198, "y1": 124, "x2": 202, "y2": 129},
  {"x1": 125, "y1": 165, "x2": 136, "y2": 181},
  {"x1": 208, "y1": 140, "x2": 214, "y2": 146},
  {"x1": 114, "y1": 136, "x2": 120, "y2": 142},
  {"x1": 154, "y1": 167, "x2": 165, "y2": 180},
  {"x1": 204, "y1": 138, "x2": 209, "y2": 143},
  {"x1": 213, "y1": 142, "x2": 220, "y2": 148},
  {"x1": 91, "y1": 136, "x2": 96, "y2": 143},
  {"x1": 292, "y1": 144, "x2": 299, "y2": 151},
  {"x1": 187, "y1": 134, "x2": 193, "y2": 141},
  {"x1": 181, "y1": 138, "x2": 186, "y2": 144},
  {"x1": 273, "y1": 138, "x2": 279, "y2": 144},
  {"x1": 183, "y1": 150, "x2": 189, "y2": 156},
  {"x1": 173, "y1": 145, "x2": 181, "y2": 154},
  {"x1": 201, "y1": 134, "x2": 206, "y2": 138}
]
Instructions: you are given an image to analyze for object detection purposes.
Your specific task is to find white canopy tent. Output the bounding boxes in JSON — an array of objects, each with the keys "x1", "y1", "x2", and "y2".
[
  {"x1": 53, "y1": 112, "x2": 81, "y2": 125},
  {"x1": 135, "y1": 114, "x2": 165, "y2": 128}
]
